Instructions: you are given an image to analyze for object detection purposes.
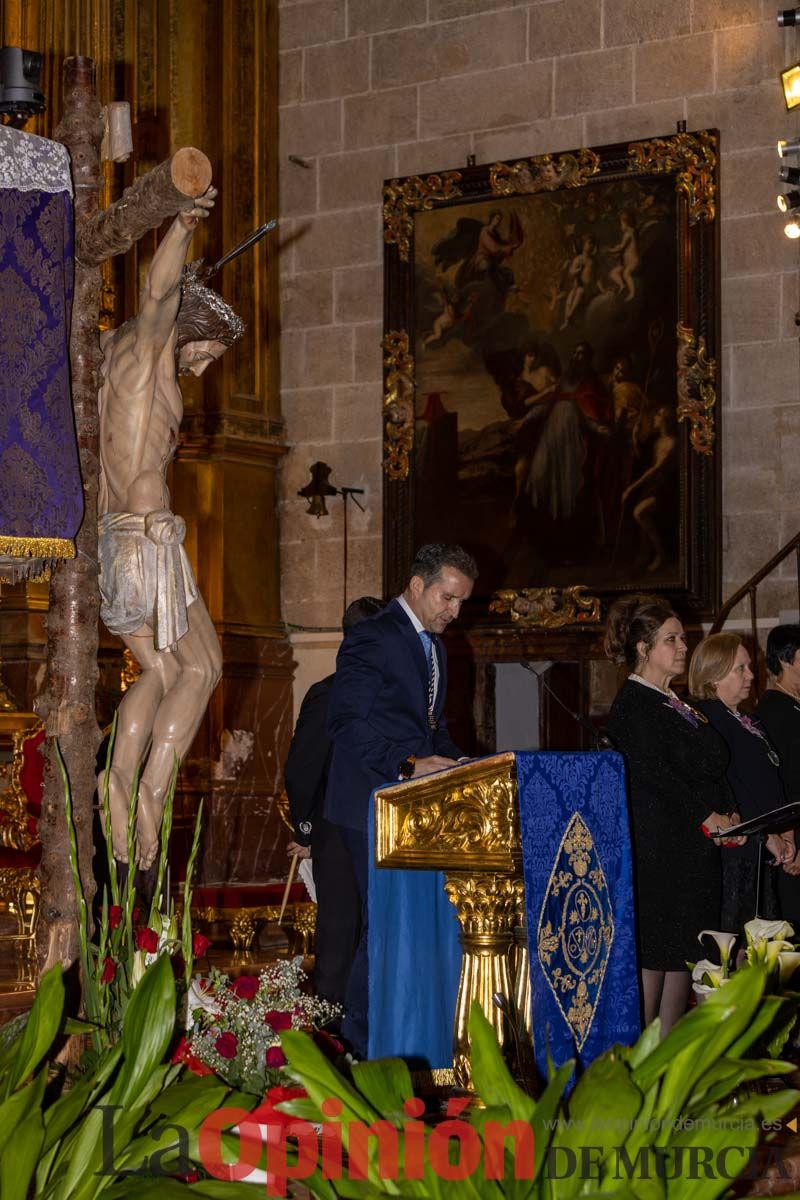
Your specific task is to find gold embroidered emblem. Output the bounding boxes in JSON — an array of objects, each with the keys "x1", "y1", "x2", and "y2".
[{"x1": 537, "y1": 812, "x2": 614, "y2": 1050}]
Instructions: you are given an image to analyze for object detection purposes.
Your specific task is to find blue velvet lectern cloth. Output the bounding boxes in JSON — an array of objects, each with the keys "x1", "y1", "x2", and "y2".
[
  {"x1": 367, "y1": 751, "x2": 640, "y2": 1073},
  {"x1": 367, "y1": 798, "x2": 461, "y2": 1065},
  {"x1": 516, "y1": 751, "x2": 641, "y2": 1077}
]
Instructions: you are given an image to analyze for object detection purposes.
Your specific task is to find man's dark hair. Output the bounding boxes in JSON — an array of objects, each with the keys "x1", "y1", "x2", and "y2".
[
  {"x1": 408, "y1": 543, "x2": 478, "y2": 587},
  {"x1": 342, "y1": 595, "x2": 384, "y2": 634},
  {"x1": 765, "y1": 624, "x2": 800, "y2": 677}
]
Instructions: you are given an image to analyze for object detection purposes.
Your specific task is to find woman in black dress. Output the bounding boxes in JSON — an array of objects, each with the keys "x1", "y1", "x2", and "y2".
[
  {"x1": 689, "y1": 633, "x2": 792, "y2": 935},
  {"x1": 756, "y1": 624, "x2": 800, "y2": 920},
  {"x1": 605, "y1": 595, "x2": 743, "y2": 1034}
]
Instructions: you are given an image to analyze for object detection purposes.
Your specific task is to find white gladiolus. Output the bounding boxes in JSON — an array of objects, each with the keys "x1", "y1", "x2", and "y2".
[{"x1": 131, "y1": 949, "x2": 147, "y2": 988}]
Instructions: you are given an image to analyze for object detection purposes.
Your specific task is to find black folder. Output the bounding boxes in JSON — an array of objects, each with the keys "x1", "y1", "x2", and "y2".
[{"x1": 706, "y1": 802, "x2": 800, "y2": 840}]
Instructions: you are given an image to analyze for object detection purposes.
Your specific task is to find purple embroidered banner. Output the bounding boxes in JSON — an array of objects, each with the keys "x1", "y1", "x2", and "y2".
[{"x1": 0, "y1": 126, "x2": 82, "y2": 580}]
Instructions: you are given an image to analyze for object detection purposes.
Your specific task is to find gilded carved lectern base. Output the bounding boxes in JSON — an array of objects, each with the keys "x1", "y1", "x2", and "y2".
[{"x1": 374, "y1": 753, "x2": 531, "y2": 1087}]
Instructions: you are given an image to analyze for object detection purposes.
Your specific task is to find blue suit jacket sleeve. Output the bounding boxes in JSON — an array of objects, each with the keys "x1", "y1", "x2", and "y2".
[{"x1": 328, "y1": 620, "x2": 420, "y2": 780}]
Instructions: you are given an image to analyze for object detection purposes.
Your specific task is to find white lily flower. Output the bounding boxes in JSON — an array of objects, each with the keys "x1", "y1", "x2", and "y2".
[
  {"x1": 778, "y1": 952, "x2": 800, "y2": 986},
  {"x1": 187, "y1": 976, "x2": 220, "y2": 1027},
  {"x1": 765, "y1": 939, "x2": 796, "y2": 968},
  {"x1": 744, "y1": 918, "x2": 795, "y2": 946},
  {"x1": 691, "y1": 958, "x2": 726, "y2": 989},
  {"x1": 698, "y1": 930, "x2": 737, "y2": 971}
]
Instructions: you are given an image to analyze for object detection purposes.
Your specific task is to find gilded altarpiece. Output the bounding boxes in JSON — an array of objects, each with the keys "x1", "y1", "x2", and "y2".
[{"x1": 0, "y1": 0, "x2": 292, "y2": 883}]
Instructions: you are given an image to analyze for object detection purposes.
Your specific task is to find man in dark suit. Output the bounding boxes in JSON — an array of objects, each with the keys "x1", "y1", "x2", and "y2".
[
  {"x1": 326, "y1": 543, "x2": 478, "y2": 1054},
  {"x1": 284, "y1": 596, "x2": 385, "y2": 1016}
]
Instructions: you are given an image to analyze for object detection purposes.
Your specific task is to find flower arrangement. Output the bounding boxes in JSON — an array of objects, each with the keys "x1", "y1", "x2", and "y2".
[
  {"x1": 692, "y1": 919, "x2": 800, "y2": 996},
  {"x1": 177, "y1": 957, "x2": 340, "y2": 1094},
  {"x1": 692, "y1": 919, "x2": 800, "y2": 1056},
  {"x1": 60, "y1": 730, "x2": 210, "y2": 1053}
]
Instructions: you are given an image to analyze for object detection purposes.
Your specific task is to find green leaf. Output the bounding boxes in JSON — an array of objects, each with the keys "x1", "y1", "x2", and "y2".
[
  {"x1": 722, "y1": 1086, "x2": 800, "y2": 1127},
  {"x1": 6, "y1": 964, "x2": 64, "y2": 1097},
  {"x1": 627, "y1": 1020, "x2": 661, "y2": 1070},
  {"x1": 351, "y1": 1058, "x2": 414, "y2": 1121},
  {"x1": 62, "y1": 1018, "x2": 96, "y2": 1036},
  {"x1": 109, "y1": 953, "x2": 176, "y2": 1107},
  {"x1": 144, "y1": 1072, "x2": 226, "y2": 1121},
  {"x1": 42, "y1": 1042, "x2": 122, "y2": 1155},
  {"x1": 0, "y1": 1106, "x2": 44, "y2": 1200},
  {"x1": 664, "y1": 1112, "x2": 763, "y2": 1200},
  {"x1": 52, "y1": 1104, "x2": 105, "y2": 1200},
  {"x1": 634, "y1": 966, "x2": 767, "y2": 1137},
  {"x1": 549, "y1": 1050, "x2": 643, "y2": 1200},
  {"x1": 467, "y1": 1001, "x2": 536, "y2": 1120},
  {"x1": 687, "y1": 1057, "x2": 794, "y2": 1114},
  {"x1": 0, "y1": 1065, "x2": 46, "y2": 1156},
  {"x1": 115, "y1": 1082, "x2": 230, "y2": 1168},
  {"x1": 726, "y1": 994, "x2": 785, "y2": 1059},
  {"x1": 281, "y1": 1029, "x2": 381, "y2": 1131}
]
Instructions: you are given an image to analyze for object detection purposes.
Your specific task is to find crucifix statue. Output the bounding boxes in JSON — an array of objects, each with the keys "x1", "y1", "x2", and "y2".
[{"x1": 96, "y1": 191, "x2": 245, "y2": 868}]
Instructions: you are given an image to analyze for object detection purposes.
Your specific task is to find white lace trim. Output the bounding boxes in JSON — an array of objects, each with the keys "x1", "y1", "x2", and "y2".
[
  {"x1": 0, "y1": 125, "x2": 72, "y2": 196},
  {"x1": 628, "y1": 672, "x2": 674, "y2": 697}
]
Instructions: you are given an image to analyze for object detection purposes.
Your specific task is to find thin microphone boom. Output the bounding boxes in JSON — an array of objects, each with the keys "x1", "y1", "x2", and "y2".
[{"x1": 521, "y1": 662, "x2": 616, "y2": 751}]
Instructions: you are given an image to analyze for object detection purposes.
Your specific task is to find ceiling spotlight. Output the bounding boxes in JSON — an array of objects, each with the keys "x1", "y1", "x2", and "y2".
[
  {"x1": 780, "y1": 165, "x2": 800, "y2": 183},
  {"x1": 784, "y1": 219, "x2": 800, "y2": 238},
  {"x1": 778, "y1": 137, "x2": 800, "y2": 157},
  {"x1": 781, "y1": 63, "x2": 800, "y2": 110},
  {"x1": 778, "y1": 7, "x2": 800, "y2": 24}
]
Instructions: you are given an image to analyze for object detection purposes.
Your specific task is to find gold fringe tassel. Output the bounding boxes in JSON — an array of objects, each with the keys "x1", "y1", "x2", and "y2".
[{"x1": 0, "y1": 536, "x2": 76, "y2": 559}]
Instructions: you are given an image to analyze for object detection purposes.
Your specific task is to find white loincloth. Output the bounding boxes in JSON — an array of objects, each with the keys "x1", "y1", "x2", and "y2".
[{"x1": 98, "y1": 509, "x2": 198, "y2": 651}]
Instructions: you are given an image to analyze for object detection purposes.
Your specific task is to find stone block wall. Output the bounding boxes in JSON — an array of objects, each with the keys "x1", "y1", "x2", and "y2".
[{"x1": 278, "y1": 0, "x2": 800, "y2": 685}]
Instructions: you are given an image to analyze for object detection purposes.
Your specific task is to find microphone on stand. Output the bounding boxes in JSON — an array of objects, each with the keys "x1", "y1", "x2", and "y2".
[{"x1": 521, "y1": 661, "x2": 617, "y2": 751}]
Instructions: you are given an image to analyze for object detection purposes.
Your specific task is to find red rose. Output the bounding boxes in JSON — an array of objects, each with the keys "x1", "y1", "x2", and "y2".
[
  {"x1": 109, "y1": 905, "x2": 123, "y2": 930},
  {"x1": 231, "y1": 975, "x2": 259, "y2": 1000},
  {"x1": 186, "y1": 1057, "x2": 214, "y2": 1077},
  {"x1": 135, "y1": 926, "x2": 158, "y2": 954},
  {"x1": 265, "y1": 1009, "x2": 292, "y2": 1031},
  {"x1": 172, "y1": 1036, "x2": 214, "y2": 1077},
  {"x1": 267, "y1": 1085, "x2": 306, "y2": 1105},
  {"x1": 315, "y1": 1029, "x2": 344, "y2": 1057},
  {"x1": 171, "y1": 1035, "x2": 190, "y2": 1064},
  {"x1": 215, "y1": 1032, "x2": 238, "y2": 1060},
  {"x1": 192, "y1": 932, "x2": 211, "y2": 957},
  {"x1": 100, "y1": 956, "x2": 116, "y2": 984},
  {"x1": 266, "y1": 1046, "x2": 286, "y2": 1068}
]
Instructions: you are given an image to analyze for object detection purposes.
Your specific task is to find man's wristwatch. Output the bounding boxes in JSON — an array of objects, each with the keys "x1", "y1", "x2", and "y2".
[{"x1": 398, "y1": 755, "x2": 416, "y2": 780}]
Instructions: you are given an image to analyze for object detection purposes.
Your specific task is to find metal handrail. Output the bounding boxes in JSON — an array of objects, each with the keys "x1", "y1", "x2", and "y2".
[{"x1": 709, "y1": 530, "x2": 800, "y2": 697}]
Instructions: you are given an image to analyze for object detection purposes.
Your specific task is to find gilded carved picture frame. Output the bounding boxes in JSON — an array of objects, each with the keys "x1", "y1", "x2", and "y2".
[{"x1": 382, "y1": 130, "x2": 721, "y2": 622}]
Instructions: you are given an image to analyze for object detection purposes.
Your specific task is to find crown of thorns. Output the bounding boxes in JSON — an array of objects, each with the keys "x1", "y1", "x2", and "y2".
[{"x1": 176, "y1": 260, "x2": 245, "y2": 348}]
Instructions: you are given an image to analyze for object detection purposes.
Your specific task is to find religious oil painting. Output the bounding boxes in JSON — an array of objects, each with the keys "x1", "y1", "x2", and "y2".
[{"x1": 382, "y1": 131, "x2": 721, "y2": 618}]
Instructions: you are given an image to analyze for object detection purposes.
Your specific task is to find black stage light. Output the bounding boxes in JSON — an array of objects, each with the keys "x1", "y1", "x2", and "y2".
[
  {"x1": 0, "y1": 46, "x2": 44, "y2": 126},
  {"x1": 778, "y1": 7, "x2": 800, "y2": 24},
  {"x1": 778, "y1": 189, "x2": 800, "y2": 211},
  {"x1": 778, "y1": 136, "x2": 800, "y2": 157},
  {"x1": 780, "y1": 164, "x2": 800, "y2": 183}
]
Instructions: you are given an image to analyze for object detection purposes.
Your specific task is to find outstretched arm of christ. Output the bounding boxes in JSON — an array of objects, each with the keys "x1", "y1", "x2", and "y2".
[{"x1": 135, "y1": 186, "x2": 217, "y2": 356}]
